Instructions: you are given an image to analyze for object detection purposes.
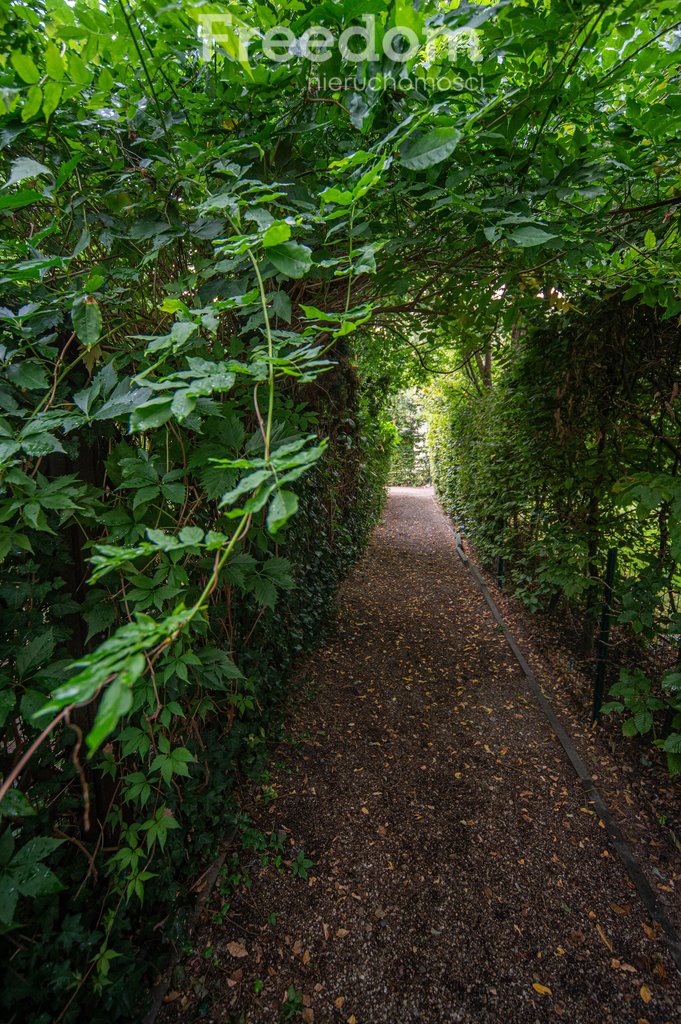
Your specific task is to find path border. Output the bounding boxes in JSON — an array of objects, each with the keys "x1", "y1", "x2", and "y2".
[{"x1": 448, "y1": 527, "x2": 681, "y2": 975}]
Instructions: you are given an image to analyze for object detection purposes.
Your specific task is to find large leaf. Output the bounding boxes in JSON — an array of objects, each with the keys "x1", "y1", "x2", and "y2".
[
  {"x1": 267, "y1": 242, "x2": 313, "y2": 279},
  {"x1": 266, "y1": 489, "x2": 299, "y2": 534},
  {"x1": 10, "y1": 51, "x2": 40, "y2": 84},
  {"x1": 400, "y1": 128, "x2": 461, "y2": 170},
  {"x1": 72, "y1": 297, "x2": 102, "y2": 347},
  {"x1": 3, "y1": 157, "x2": 52, "y2": 189},
  {"x1": 509, "y1": 225, "x2": 559, "y2": 247}
]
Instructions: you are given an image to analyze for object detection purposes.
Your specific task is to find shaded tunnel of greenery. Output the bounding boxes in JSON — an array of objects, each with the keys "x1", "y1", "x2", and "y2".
[{"x1": 0, "y1": 0, "x2": 680, "y2": 1018}]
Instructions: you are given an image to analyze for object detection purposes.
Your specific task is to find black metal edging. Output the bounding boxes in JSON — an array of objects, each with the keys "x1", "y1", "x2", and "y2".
[{"x1": 452, "y1": 537, "x2": 681, "y2": 975}]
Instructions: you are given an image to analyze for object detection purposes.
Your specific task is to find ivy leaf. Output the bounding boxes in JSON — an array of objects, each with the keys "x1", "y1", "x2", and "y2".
[
  {"x1": 267, "y1": 242, "x2": 313, "y2": 279},
  {"x1": 72, "y1": 297, "x2": 102, "y2": 348},
  {"x1": 400, "y1": 127, "x2": 461, "y2": 170}
]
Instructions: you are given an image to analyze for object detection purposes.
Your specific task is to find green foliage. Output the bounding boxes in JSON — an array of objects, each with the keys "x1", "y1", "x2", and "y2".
[
  {"x1": 0, "y1": 2, "x2": 395, "y2": 1018},
  {"x1": 427, "y1": 299, "x2": 681, "y2": 769},
  {"x1": 290, "y1": 849, "x2": 314, "y2": 880},
  {"x1": 1, "y1": 0, "x2": 681, "y2": 1015},
  {"x1": 281, "y1": 985, "x2": 304, "y2": 1021},
  {"x1": 387, "y1": 391, "x2": 430, "y2": 487}
]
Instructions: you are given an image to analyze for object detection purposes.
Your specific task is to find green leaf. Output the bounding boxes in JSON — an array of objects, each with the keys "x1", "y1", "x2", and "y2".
[
  {"x1": 178, "y1": 526, "x2": 203, "y2": 545},
  {"x1": 644, "y1": 229, "x2": 656, "y2": 249},
  {"x1": 98, "y1": 67, "x2": 114, "y2": 92},
  {"x1": 16, "y1": 633, "x2": 54, "y2": 678},
  {"x1": 72, "y1": 297, "x2": 102, "y2": 348},
  {"x1": 267, "y1": 489, "x2": 298, "y2": 534},
  {"x1": 0, "y1": 189, "x2": 44, "y2": 212},
  {"x1": 267, "y1": 242, "x2": 313, "y2": 279},
  {"x1": 0, "y1": 690, "x2": 15, "y2": 729},
  {"x1": 3, "y1": 157, "x2": 52, "y2": 189},
  {"x1": 87, "y1": 675, "x2": 135, "y2": 754},
  {"x1": 400, "y1": 127, "x2": 461, "y2": 170},
  {"x1": 11, "y1": 50, "x2": 40, "y2": 84},
  {"x1": 0, "y1": 789, "x2": 36, "y2": 818},
  {"x1": 12, "y1": 836, "x2": 63, "y2": 866},
  {"x1": 42, "y1": 82, "x2": 63, "y2": 120},
  {"x1": 21, "y1": 85, "x2": 43, "y2": 122},
  {"x1": 633, "y1": 710, "x2": 653, "y2": 734},
  {"x1": 252, "y1": 576, "x2": 277, "y2": 608},
  {"x1": 45, "y1": 42, "x2": 65, "y2": 80},
  {"x1": 262, "y1": 221, "x2": 291, "y2": 247},
  {"x1": 663, "y1": 733, "x2": 681, "y2": 754},
  {"x1": 14, "y1": 862, "x2": 64, "y2": 898},
  {"x1": 271, "y1": 291, "x2": 292, "y2": 323},
  {"x1": 509, "y1": 225, "x2": 559, "y2": 247},
  {"x1": 170, "y1": 390, "x2": 197, "y2": 420},
  {"x1": 8, "y1": 360, "x2": 48, "y2": 391},
  {"x1": 67, "y1": 52, "x2": 91, "y2": 86},
  {"x1": 130, "y1": 397, "x2": 174, "y2": 432},
  {"x1": 0, "y1": 875, "x2": 18, "y2": 926}
]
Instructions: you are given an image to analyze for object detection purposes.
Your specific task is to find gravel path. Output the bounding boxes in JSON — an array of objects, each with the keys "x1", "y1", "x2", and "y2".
[{"x1": 162, "y1": 487, "x2": 681, "y2": 1024}]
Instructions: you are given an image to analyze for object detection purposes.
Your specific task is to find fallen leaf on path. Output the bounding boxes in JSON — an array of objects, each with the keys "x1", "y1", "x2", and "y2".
[
  {"x1": 640, "y1": 985, "x2": 652, "y2": 1004},
  {"x1": 596, "y1": 924, "x2": 613, "y2": 951},
  {"x1": 335, "y1": 996, "x2": 345, "y2": 1008},
  {"x1": 532, "y1": 983, "x2": 552, "y2": 996},
  {"x1": 611, "y1": 959, "x2": 636, "y2": 973},
  {"x1": 336, "y1": 928, "x2": 349, "y2": 938},
  {"x1": 226, "y1": 941, "x2": 248, "y2": 958},
  {"x1": 610, "y1": 903, "x2": 629, "y2": 915}
]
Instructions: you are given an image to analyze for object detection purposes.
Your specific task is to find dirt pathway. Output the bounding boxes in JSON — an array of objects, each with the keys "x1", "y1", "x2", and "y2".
[{"x1": 163, "y1": 487, "x2": 681, "y2": 1024}]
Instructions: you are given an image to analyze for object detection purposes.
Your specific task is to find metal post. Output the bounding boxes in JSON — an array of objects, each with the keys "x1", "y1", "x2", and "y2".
[{"x1": 592, "y1": 547, "x2": 617, "y2": 722}]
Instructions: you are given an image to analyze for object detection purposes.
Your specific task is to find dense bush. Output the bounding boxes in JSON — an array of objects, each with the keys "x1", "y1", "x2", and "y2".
[
  {"x1": 0, "y1": 4, "x2": 394, "y2": 1018},
  {"x1": 427, "y1": 298, "x2": 681, "y2": 771}
]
